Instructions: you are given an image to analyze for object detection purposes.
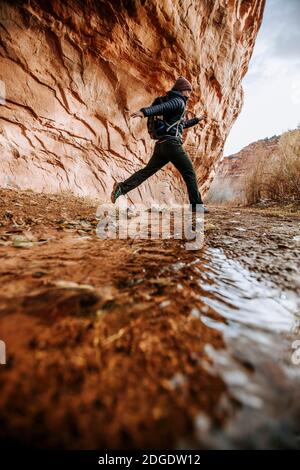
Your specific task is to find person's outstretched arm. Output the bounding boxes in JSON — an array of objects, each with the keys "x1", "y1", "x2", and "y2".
[
  {"x1": 131, "y1": 97, "x2": 184, "y2": 118},
  {"x1": 183, "y1": 115, "x2": 206, "y2": 129}
]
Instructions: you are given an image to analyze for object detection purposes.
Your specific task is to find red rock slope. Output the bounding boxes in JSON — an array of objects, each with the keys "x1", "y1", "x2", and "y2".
[{"x1": 206, "y1": 135, "x2": 280, "y2": 203}]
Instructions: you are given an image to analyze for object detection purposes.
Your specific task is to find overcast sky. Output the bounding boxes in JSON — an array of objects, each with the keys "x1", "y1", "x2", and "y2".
[{"x1": 223, "y1": 0, "x2": 300, "y2": 156}]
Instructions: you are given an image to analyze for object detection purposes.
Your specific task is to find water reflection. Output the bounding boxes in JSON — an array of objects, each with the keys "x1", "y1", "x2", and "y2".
[{"x1": 188, "y1": 248, "x2": 300, "y2": 449}]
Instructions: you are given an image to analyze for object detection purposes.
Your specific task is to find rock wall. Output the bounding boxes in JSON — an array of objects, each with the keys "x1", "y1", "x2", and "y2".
[
  {"x1": 0, "y1": 0, "x2": 265, "y2": 204},
  {"x1": 206, "y1": 135, "x2": 280, "y2": 203}
]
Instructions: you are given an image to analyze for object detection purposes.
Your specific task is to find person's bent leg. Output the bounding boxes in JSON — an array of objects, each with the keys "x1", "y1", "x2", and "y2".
[
  {"x1": 168, "y1": 141, "x2": 203, "y2": 209},
  {"x1": 119, "y1": 143, "x2": 167, "y2": 195}
]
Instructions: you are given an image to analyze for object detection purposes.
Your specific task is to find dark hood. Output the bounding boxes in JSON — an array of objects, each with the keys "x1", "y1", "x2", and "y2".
[{"x1": 166, "y1": 89, "x2": 188, "y2": 103}]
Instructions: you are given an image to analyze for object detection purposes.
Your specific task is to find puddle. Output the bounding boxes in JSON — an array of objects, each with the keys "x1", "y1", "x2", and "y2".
[
  {"x1": 186, "y1": 248, "x2": 300, "y2": 449},
  {"x1": 200, "y1": 248, "x2": 298, "y2": 334}
]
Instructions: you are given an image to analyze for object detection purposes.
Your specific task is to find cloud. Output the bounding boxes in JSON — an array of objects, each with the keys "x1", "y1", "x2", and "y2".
[
  {"x1": 223, "y1": 0, "x2": 300, "y2": 156},
  {"x1": 246, "y1": 0, "x2": 300, "y2": 81},
  {"x1": 270, "y1": 0, "x2": 300, "y2": 59}
]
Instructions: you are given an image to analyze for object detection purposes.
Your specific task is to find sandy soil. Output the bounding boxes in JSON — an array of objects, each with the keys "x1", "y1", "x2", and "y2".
[{"x1": 0, "y1": 188, "x2": 299, "y2": 449}]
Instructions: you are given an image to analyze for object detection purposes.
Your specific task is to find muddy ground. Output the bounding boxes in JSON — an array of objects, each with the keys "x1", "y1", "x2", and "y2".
[{"x1": 0, "y1": 188, "x2": 299, "y2": 449}]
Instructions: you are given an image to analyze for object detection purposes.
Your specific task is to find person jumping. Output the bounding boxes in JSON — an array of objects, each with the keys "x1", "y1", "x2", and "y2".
[{"x1": 111, "y1": 76, "x2": 209, "y2": 214}]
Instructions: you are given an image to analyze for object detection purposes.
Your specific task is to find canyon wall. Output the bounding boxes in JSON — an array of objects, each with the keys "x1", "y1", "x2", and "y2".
[
  {"x1": 206, "y1": 135, "x2": 280, "y2": 203},
  {"x1": 0, "y1": 0, "x2": 265, "y2": 204}
]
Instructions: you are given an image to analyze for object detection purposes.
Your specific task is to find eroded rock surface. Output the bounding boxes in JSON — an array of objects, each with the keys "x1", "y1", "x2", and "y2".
[{"x1": 0, "y1": 0, "x2": 265, "y2": 202}]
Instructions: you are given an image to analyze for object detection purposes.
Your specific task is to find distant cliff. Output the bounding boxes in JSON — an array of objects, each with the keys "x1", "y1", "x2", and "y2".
[
  {"x1": 0, "y1": 0, "x2": 265, "y2": 202},
  {"x1": 206, "y1": 135, "x2": 281, "y2": 204}
]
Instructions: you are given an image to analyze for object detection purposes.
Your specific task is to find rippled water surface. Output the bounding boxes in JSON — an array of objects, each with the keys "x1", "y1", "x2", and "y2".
[{"x1": 183, "y1": 248, "x2": 300, "y2": 449}]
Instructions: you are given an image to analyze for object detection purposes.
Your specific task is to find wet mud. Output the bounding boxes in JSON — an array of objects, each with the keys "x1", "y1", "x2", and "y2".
[{"x1": 0, "y1": 189, "x2": 299, "y2": 449}]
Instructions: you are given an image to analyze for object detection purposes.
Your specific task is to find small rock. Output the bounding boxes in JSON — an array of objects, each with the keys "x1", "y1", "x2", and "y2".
[
  {"x1": 5, "y1": 210, "x2": 13, "y2": 219},
  {"x1": 190, "y1": 307, "x2": 201, "y2": 319},
  {"x1": 54, "y1": 280, "x2": 95, "y2": 290},
  {"x1": 159, "y1": 300, "x2": 171, "y2": 308}
]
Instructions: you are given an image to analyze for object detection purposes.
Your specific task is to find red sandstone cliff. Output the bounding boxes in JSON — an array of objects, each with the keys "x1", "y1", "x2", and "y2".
[
  {"x1": 0, "y1": 0, "x2": 265, "y2": 203},
  {"x1": 217, "y1": 135, "x2": 279, "y2": 178},
  {"x1": 206, "y1": 134, "x2": 280, "y2": 203}
]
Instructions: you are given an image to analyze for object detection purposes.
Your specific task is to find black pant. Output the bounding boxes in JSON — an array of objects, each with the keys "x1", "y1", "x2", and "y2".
[{"x1": 119, "y1": 139, "x2": 203, "y2": 208}]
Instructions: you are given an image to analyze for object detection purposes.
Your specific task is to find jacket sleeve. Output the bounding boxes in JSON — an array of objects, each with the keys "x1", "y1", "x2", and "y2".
[
  {"x1": 140, "y1": 97, "x2": 184, "y2": 117},
  {"x1": 182, "y1": 116, "x2": 205, "y2": 129}
]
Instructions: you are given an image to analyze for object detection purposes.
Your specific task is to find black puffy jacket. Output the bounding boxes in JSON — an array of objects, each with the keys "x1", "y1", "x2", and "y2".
[{"x1": 140, "y1": 89, "x2": 200, "y2": 142}]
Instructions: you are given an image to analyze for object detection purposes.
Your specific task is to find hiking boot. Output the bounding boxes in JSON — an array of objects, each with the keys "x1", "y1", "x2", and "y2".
[
  {"x1": 191, "y1": 204, "x2": 210, "y2": 214},
  {"x1": 111, "y1": 182, "x2": 123, "y2": 203}
]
